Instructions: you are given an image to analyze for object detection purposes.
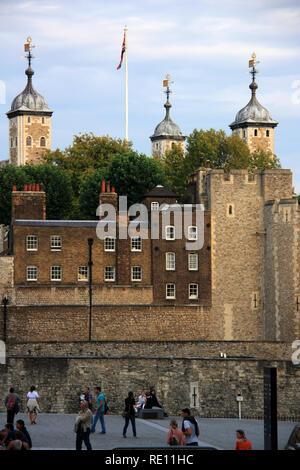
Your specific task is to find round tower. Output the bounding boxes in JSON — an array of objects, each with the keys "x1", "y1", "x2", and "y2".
[
  {"x1": 6, "y1": 37, "x2": 53, "y2": 166},
  {"x1": 229, "y1": 53, "x2": 278, "y2": 153},
  {"x1": 150, "y1": 74, "x2": 186, "y2": 159}
]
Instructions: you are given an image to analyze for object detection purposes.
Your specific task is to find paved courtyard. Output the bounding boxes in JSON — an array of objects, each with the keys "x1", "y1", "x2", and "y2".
[{"x1": 0, "y1": 413, "x2": 297, "y2": 450}]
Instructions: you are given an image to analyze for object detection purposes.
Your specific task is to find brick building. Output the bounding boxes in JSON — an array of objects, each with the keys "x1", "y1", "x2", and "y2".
[{"x1": 0, "y1": 50, "x2": 299, "y2": 418}]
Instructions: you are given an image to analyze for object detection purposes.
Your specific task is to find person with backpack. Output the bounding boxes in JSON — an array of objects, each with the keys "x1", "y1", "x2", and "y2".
[
  {"x1": 181, "y1": 408, "x2": 200, "y2": 446},
  {"x1": 4, "y1": 388, "x2": 20, "y2": 425},
  {"x1": 166, "y1": 419, "x2": 185, "y2": 446}
]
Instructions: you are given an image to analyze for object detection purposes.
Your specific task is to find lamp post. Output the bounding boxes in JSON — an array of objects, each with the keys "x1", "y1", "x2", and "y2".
[
  {"x1": 88, "y1": 238, "x2": 94, "y2": 341},
  {"x1": 2, "y1": 297, "x2": 9, "y2": 343}
]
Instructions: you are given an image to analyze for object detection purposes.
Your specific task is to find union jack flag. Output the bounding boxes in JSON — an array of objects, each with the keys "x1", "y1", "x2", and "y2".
[{"x1": 117, "y1": 34, "x2": 126, "y2": 70}]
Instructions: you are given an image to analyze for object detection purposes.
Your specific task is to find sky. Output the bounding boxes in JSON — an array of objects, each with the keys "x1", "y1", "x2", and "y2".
[{"x1": 0, "y1": 0, "x2": 300, "y2": 191}]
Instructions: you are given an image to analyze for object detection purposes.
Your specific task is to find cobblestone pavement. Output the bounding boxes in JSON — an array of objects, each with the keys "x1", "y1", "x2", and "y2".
[{"x1": 0, "y1": 413, "x2": 297, "y2": 450}]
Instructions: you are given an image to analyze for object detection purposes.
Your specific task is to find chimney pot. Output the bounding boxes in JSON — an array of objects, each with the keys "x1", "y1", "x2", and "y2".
[
  {"x1": 36, "y1": 184, "x2": 40, "y2": 192},
  {"x1": 101, "y1": 180, "x2": 106, "y2": 193},
  {"x1": 12, "y1": 185, "x2": 17, "y2": 192},
  {"x1": 107, "y1": 181, "x2": 110, "y2": 193},
  {"x1": 112, "y1": 186, "x2": 115, "y2": 193},
  {"x1": 24, "y1": 184, "x2": 28, "y2": 191}
]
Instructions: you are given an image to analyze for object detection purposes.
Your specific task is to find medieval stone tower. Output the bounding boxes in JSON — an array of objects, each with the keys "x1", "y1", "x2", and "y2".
[
  {"x1": 6, "y1": 37, "x2": 53, "y2": 166},
  {"x1": 150, "y1": 74, "x2": 186, "y2": 158},
  {"x1": 229, "y1": 53, "x2": 278, "y2": 153}
]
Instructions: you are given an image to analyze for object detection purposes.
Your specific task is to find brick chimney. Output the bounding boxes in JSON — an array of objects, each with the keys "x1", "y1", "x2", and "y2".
[
  {"x1": 99, "y1": 181, "x2": 118, "y2": 219},
  {"x1": 11, "y1": 185, "x2": 46, "y2": 221}
]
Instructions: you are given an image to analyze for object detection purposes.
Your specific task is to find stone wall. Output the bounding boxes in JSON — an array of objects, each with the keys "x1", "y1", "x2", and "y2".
[
  {"x1": 2, "y1": 304, "x2": 209, "y2": 342},
  {"x1": 0, "y1": 341, "x2": 299, "y2": 419}
]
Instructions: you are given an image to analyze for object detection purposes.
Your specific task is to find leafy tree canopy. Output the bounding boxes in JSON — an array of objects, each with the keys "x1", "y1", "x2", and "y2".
[
  {"x1": 44, "y1": 133, "x2": 132, "y2": 196},
  {"x1": 0, "y1": 164, "x2": 73, "y2": 225}
]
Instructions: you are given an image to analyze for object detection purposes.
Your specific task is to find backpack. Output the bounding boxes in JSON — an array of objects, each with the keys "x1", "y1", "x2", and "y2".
[
  {"x1": 169, "y1": 430, "x2": 179, "y2": 446},
  {"x1": 104, "y1": 399, "x2": 109, "y2": 414},
  {"x1": 7, "y1": 394, "x2": 15, "y2": 410}
]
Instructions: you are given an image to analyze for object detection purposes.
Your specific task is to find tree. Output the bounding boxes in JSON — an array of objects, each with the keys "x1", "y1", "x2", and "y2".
[
  {"x1": 106, "y1": 151, "x2": 167, "y2": 208},
  {"x1": 23, "y1": 164, "x2": 74, "y2": 220},
  {"x1": 44, "y1": 133, "x2": 132, "y2": 196},
  {"x1": 248, "y1": 148, "x2": 281, "y2": 170},
  {"x1": 161, "y1": 144, "x2": 189, "y2": 200},
  {"x1": 0, "y1": 164, "x2": 73, "y2": 225},
  {"x1": 78, "y1": 168, "x2": 108, "y2": 220},
  {"x1": 186, "y1": 128, "x2": 231, "y2": 171},
  {"x1": 0, "y1": 165, "x2": 27, "y2": 225}
]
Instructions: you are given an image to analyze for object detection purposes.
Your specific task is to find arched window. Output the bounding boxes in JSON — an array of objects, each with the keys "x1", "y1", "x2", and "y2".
[
  {"x1": 40, "y1": 137, "x2": 46, "y2": 147},
  {"x1": 26, "y1": 136, "x2": 32, "y2": 147}
]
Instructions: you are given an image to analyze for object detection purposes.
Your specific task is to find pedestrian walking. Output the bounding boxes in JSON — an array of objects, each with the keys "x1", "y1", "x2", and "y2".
[
  {"x1": 26, "y1": 386, "x2": 40, "y2": 425},
  {"x1": 181, "y1": 408, "x2": 200, "y2": 446},
  {"x1": 166, "y1": 419, "x2": 185, "y2": 446},
  {"x1": 4, "y1": 387, "x2": 20, "y2": 425},
  {"x1": 16, "y1": 419, "x2": 32, "y2": 449},
  {"x1": 90, "y1": 387, "x2": 106, "y2": 434},
  {"x1": 235, "y1": 429, "x2": 252, "y2": 450},
  {"x1": 74, "y1": 400, "x2": 93, "y2": 451},
  {"x1": 122, "y1": 391, "x2": 137, "y2": 438}
]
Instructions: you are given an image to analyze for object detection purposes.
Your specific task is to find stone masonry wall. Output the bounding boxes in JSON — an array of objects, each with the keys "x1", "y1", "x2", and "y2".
[{"x1": 0, "y1": 341, "x2": 299, "y2": 418}]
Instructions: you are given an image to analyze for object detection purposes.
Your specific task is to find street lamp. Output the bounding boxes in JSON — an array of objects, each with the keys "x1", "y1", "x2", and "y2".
[
  {"x1": 88, "y1": 238, "x2": 94, "y2": 341},
  {"x1": 2, "y1": 296, "x2": 9, "y2": 343}
]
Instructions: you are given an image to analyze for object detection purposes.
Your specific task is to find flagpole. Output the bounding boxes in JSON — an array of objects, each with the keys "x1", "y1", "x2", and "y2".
[{"x1": 124, "y1": 25, "x2": 128, "y2": 141}]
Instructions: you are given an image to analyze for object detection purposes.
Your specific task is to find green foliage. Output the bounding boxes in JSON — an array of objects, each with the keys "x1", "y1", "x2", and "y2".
[
  {"x1": 44, "y1": 133, "x2": 132, "y2": 196},
  {"x1": 186, "y1": 128, "x2": 230, "y2": 170},
  {"x1": 79, "y1": 168, "x2": 108, "y2": 220},
  {"x1": 23, "y1": 164, "x2": 74, "y2": 220},
  {"x1": 106, "y1": 151, "x2": 167, "y2": 207},
  {"x1": 0, "y1": 164, "x2": 73, "y2": 225},
  {"x1": 161, "y1": 145, "x2": 189, "y2": 200},
  {"x1": 0, "y1": 165, "x2": 27, "y2": 225},
  {"x1": 249, "y1": 148, "x2": 281, "y2": 170},
  {"x1": 78, "y1": 151, "x2": 166, "y2": 217}
]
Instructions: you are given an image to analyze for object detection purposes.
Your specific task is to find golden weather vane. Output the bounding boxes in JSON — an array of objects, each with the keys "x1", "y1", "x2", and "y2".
[
  {"x1": 20, "y1": 36, "x2": 37, "y2": 67},
  {"x1": 248, "y1": 52, "x2": 260, "y2": 82}
]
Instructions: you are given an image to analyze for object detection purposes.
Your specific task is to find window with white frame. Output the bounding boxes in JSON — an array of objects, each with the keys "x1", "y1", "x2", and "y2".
[
  {"x1": 50, "y1": 235, "x2": 62, "y2": 251},
  {"x1": 26, "y1": 235, "x2": 38, "y2": 251},
  {"x1": 166, "y1": 252, "x2": 175, "y2": 271},
  {"x1": 188, "y1": 253, "x2": 198, "y2": 271},
  {"x1": 104, "y1": 266, "x2": 115, "y2": 281},
  {"x1": 78, "y1": 266, "x2": 88, "y2": 281},
  {"x1": 104, "y1": 237, "x2": 116, "y2": 251},
  {"x1": 51, "y1": 266, "x2": 62, "y2": 281},
  {"x1": 131, "y1": 236, "x2": 142, "y2": 251},
  {"x1": 189, "y1": 283, "x2": 198, "y2": 299},
  {"x1": 166, "y1": 283, "x2": 176, "y2": 299},
  {"x1": 151, "y1": 201, "x2": 159, "y2": 211},
  {"x1": 27, "y1": 266, "x2": 38, "y2": 281},
  {"x1": 131, "y1": 266, "x2": 142, "y2": 281},
  {"x1": 188, "y1": 226, "x2": 198, "y2": 241},
  {"x1": 165, "y1": 225, "x2": 175, "y2": 240}
]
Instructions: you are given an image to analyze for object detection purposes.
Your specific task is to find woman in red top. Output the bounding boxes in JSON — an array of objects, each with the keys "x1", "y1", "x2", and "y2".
[
  {"x1": 166, "y1": 419, "x2": 186, "y2": 446},
  {"x1": 235, "y1": 429, "x2": 252, "y2": 450}
]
